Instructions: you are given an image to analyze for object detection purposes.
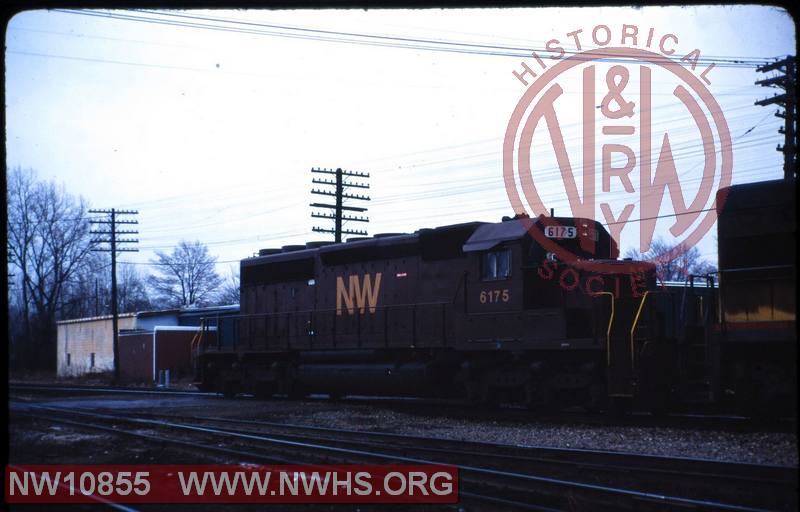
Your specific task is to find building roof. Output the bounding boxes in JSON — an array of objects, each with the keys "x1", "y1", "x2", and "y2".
[
  {"x1": 136, "y1": 308, "x2": 181, "y2": 318},
  {"x1": 56, "y1": 312, "x2": 137, "y2": 325},
  {"x1": 178, "y1": 304, "x2": 240, "y2": 315},
  {"x1": 57, "y1": 306, "x2": 239, "y2": 325}
]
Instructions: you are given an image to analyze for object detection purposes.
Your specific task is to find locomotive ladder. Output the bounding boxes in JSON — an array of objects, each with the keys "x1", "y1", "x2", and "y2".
[
  {"x1": 597, "y1": 292, "x2": 633, "y2": 399},
  {"x1": 603, "y1": 291, "x2": 660, "y2": 401},
  {"x1": 681, "y1": 274, "x2": 717, "y2": 403}
]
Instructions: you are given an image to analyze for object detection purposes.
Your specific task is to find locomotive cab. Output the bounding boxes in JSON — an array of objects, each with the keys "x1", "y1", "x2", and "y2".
[
  {"x1": 461, "y1": 215, "x2": 664, "y2": 410},
  {"x1": 462, "y1": 214, "x2": 623, "y2": 318}
]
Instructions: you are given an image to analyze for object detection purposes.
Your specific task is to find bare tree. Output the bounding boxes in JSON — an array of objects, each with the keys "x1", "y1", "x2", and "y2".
[
  {"x1": 8, "y1": 274, "x2": 28, "y2": 369},
  {"x1": 148, "y1": 240, "x2": 222, "y2": 308},
  {"x1": 215, "y1": 264, "x2": 240, "y2": 306},
  {"x1": 7, "y1": 167, "x2": 96, "y2": 369},
  {"x1": 7, "y1": 168, "x2": 37, "y2": 351},
  {"x1": 58, "y1": 257, "x2": 152, "y2": 317},
  {"x1": 117, "y1": 263, "x2": 153, "y2": 313},
  {"x1": 60, "y1": 252, "x2": 109, "y2": 319},
  {"x1": 624, "y1": 237, "x2": 717, "y2": 282}
]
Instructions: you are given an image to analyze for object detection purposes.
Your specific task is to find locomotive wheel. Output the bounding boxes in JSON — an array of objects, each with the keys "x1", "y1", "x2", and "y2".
[
  {"x1": 607, "y1": 396, "x2": 632, "y2": 417},
  {"x1": 648, "y1": 402, "x2": 668, "y2": 417},
  {"x1": 222, "y1": 380, "x2": 239, "y2": 399},
  {"x1": 254, "y1": 381, "x2": 277, "y2": 400},
  {"x1": 648, "y1": 393, "x2": 671, "y2": 417},
  {"x1": 583, "y1": 381, "x2": 605, "y2": 413},
  {"x1": 524, "y1": 380, "x2": 549, "y2": 410},
  {"x1": 287, "y1": 385, "x2": 308, "y2": 400},
  {"x1": 464, "y1": 377, "x2": 489, "y2": 406},
  {"x1": 279, "y1": 365, "x2": 306, "y2": 399},
  {"x1": 284, "y1": 375, "x2": 307, "y2": 399}
]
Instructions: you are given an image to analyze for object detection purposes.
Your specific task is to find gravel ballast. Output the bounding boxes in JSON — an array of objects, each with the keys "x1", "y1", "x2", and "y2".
[
  {"x1": 265, "y1": 401, "x2": 798, "y2": 467},
  {"x1": 12, "y1": 390, "x2": 798, "y2": 468}
]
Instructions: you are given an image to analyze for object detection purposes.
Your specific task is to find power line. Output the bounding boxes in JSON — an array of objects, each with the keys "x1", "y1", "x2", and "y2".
[
  {"x1": 120, "y1": 174, "x2": 782, "y2": 266},
  {"x1": 8, "y1": 25, "x2": 212, "y2": 51},
  {"x1": 106, "y1": 131, "x2": 778, "y2": 248},
  {"x1": 51, "y1": 9, "x2": 781, "y2": 68},
  {"x1": 7, "y1": 22, "x2": 780, "y2": 66},
  {"x1": 136, "y1": 228, "x2": 306, "y2": 251},
  {"x1": 13, "y1": 117, "x2": 770, "y2": 250},
  {"x1": 118, "y1": 258, "x2": 242, "y2": 266},
  {"x1": 6, "y1": 48, "x2": 280, "y2": 77},
  {"x1": 132, "y1": 9, "x2": 778, "y2": 66},
  {"x1": 102, "y1": 105, "x2": 772, "y2": 224}
]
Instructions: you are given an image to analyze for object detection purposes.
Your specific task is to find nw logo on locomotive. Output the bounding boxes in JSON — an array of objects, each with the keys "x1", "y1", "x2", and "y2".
[{"x1": 336, "y1": 273, "x2": 382, "y2": 315}]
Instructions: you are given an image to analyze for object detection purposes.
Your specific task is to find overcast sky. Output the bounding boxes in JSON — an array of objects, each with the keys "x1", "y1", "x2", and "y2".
[{"x1": 5, "y1": 6, "x2": 795, "y2": 279}]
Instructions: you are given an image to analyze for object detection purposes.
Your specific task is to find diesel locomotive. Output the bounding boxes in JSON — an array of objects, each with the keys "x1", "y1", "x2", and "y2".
[
  {"x1": 192, "y1": 178, "x2": 796, "y2": 415},
  {"x1": 712, "y1": 178, "x2": 796, "y2": 413}
]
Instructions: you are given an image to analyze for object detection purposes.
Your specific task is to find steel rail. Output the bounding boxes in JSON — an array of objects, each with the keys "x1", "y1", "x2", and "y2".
[
  {"x1": 13, "y1": 402, "x2": 786, "y2": 512},
  {"x1": 11, "y1": 383, "x2": 796, "y2": 433},
  {"x1": 146, "y1": 412, "x2": 798, "y2": 477},
  {"x1": 9, "y1": 383, "x2": 214, "y2": 397},
  {"x1": 120, "y1": 410, "x2": 796, "y2": 489},
  {"x1": 13, "y1": 409, "x2": 558, "y2": 512}
]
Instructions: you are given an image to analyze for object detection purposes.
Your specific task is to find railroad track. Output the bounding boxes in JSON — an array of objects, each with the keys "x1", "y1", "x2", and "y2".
[
  {"x1": 9, "y1": 382, "x2": 213, "y2": 397},
  {"x1": 11, "y1": 401, "x2": 796, "y2": 511},
  {"x1": 10, "y1": 383, "x2": 795, "y2": 433}
]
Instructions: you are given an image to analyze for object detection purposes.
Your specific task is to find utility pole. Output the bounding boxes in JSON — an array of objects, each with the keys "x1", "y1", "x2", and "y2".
[
  {"x1": 310, "y1": 167, "x2": 370, "y2": 242},
  {"x1": 89, "y1": 208, "x2": 139, "y2": 382},
  {"x1": 756, "y1": 56, "x2": 797, "y2": 179}
]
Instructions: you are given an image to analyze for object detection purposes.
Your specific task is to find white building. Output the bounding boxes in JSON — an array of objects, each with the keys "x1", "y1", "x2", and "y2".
[
  {"x1": 56, "y1": 313, "x2": 137, "y2": 377},
  {"x1": 56, "y1": 310, "x2": 179, "y2": 377}
]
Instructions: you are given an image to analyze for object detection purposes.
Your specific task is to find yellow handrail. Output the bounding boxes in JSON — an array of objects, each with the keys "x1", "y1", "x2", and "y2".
[
  {"x1": 594, "y1": 291, "x2": 616, "y2": 366},
  {"x1": 190, "y1": 318, "x2": 206, "y2": 353},
  {"x1": 630, "y1": 291, "x2": 653, "y2": 369}
]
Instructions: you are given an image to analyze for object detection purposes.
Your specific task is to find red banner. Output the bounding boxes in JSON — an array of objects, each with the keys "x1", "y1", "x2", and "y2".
[{"x1": 6, "y1": 464, "x2": 458, "y2": 504}]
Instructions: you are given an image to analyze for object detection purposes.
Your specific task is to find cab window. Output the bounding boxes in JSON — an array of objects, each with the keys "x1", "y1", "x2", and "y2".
[{"x1": 482, "y1": 248, "x2": 512, "y2": 280}]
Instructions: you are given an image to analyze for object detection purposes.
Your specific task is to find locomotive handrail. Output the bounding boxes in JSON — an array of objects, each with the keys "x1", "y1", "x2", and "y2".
[
  {"x1": 593, "y1": 291, "x2": 615, "y2": 366},
  {"x1": 230, "y1": 301, "x2": 453, "y2": 318},
  {"x1": 630, "y1": 291, "x2": 654, "y2": 370},
  {"x1": 716, "y1": 264, "x2": 795, "y2": 273},
  {"x1": 191, "y1": 318, "x2": 222, "y2": 353},
  {"x1": 207, "y1": 300, "x2": 586, "y2": 352},
  {"x1": 190, "y1": 319, "x2": 205, "y2": 353}
]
